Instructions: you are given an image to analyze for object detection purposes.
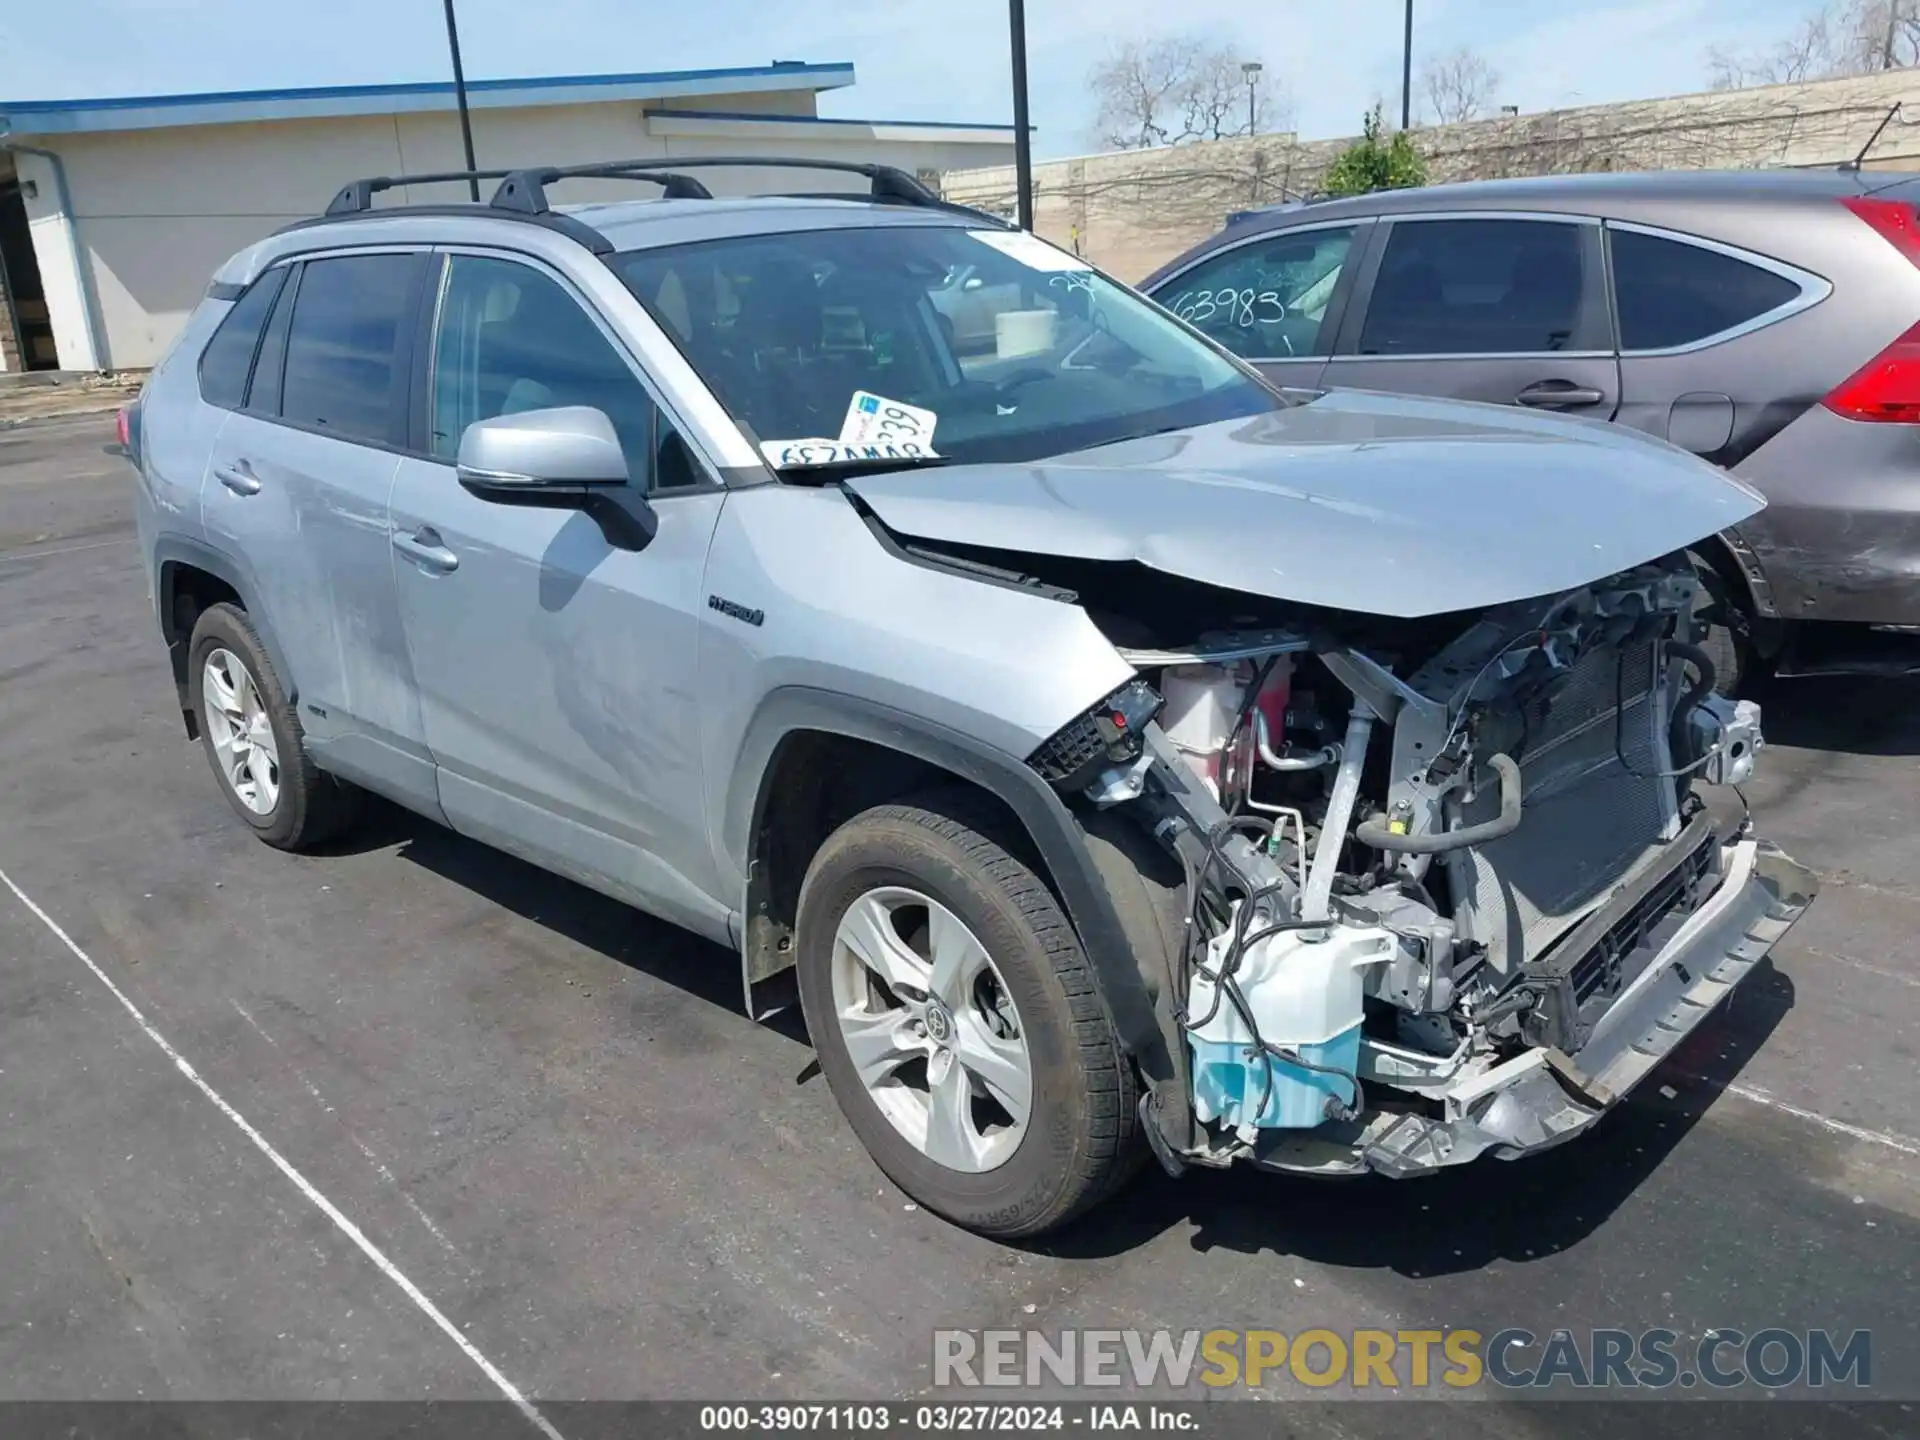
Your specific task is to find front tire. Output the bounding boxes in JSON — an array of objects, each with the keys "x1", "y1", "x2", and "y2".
[
  {"x1": 187, "y1": 603, "x2": 356, "y2": 850},
  {"x1": 795, "y1": 795, "x2": 1140, "y2": 1238},
  {"x1": 1689, "y1": 550, "x2": 1749, "y2": 697}
]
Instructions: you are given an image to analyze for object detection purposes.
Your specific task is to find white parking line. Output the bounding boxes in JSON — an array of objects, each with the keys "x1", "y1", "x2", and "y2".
[
  {"x1": 229, "y1": 997, "x2": 468, "y2": 1266},
  {"x1": 1673, "y1": 1065, "x2": 1920, "y2": 1157},
  {"x1": 0, "y1": 537, "x2": 134, "y2": 564},
  {"x1": 1718, "y1": 1082, "x2": 1920, "y2": 1157},
  {"x1": 0, "y1": 865, "x2": 566, "y2": 1440}
]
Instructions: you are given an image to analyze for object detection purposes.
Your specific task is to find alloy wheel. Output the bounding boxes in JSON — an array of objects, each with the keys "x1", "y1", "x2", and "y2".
[
  {"x1": 202, "y1": 647, "x2": 280, "y2": 815},
  {"x1": 828, "y1": 886, "x2": 1033, "y2": 1173}
]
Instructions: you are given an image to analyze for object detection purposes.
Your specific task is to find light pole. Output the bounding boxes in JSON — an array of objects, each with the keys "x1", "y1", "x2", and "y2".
[
  {"x1": 1241, "y1": 61, "x2": 1263, "y2": 136},
  {"x1": 442, "y1": 0, "x2": 480, "y2": 199},
  {"x1": 1008, "y1": 0, "x2": 1034, "y2": 230},
  {"x1": 1400, "y1": 0, "x2": 1414, "y2": 131}
]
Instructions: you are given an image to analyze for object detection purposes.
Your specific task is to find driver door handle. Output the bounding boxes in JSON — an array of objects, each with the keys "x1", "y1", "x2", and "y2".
[
  {"x1": 1515, "y1": 380, "x2": 1607, "y2": 409},
  {"x1": 392, "y1": 527, "x2": 460, "y2": 574},
  {"x1": 214, "y1": 462, "x2": 262, "y2": 496}
]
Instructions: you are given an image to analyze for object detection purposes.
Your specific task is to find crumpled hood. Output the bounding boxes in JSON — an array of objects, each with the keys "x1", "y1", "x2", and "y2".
[{"x1": 845, "y1": 389, "x2": 1765, "y2": 618}]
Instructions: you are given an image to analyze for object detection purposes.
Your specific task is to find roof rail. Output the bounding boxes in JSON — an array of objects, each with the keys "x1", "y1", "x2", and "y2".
[
  {"x1": 276, "y1": 203, "x2": 617, "y2": 255},
  {"x1": 488, "y1": 155, "x2": 946, "y2": 215},
  {"x1": 304, "y1": 154, "x2": 1006, "y2": 257},
  {"x1": 492, "y1": 166, "x2": 715, "y2": 206},
  {"x1": 324, "y1": 169, "x2": 522, "y2": 216}
]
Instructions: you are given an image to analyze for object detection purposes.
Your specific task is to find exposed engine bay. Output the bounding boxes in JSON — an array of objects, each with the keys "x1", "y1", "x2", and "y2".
[{"x1": 1007, "y1": 546, "x2": 1804, "y2": 1178}]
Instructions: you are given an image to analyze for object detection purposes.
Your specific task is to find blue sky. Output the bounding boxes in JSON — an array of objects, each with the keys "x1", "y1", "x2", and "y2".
[{"x1": 2, "y1": 0, "x2": 1820, "y2": 158}]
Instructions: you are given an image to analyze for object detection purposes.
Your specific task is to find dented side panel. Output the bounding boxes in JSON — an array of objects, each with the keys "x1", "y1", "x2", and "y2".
[{"x1": 1733, "y1": 402, "x2": 1920, "y2": 624}]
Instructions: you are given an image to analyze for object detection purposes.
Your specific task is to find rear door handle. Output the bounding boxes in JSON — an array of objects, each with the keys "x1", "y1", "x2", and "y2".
[
  {"x1": 1515, "y1": 380, "x2": 1607, "y2": 409},
  {"x1": 214, "y1": 463, "x2": 262, "y2": 496},
  {"x1": 392, "y1": 527, "x2": 460, "y2": 574}
]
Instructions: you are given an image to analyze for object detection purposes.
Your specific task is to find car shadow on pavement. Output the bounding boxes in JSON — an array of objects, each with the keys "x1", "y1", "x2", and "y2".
[
  {"x1": 1755, "y1": 674, "x2": 1920, "y2": 756},
  {"x1": 352, "y1": 800, "x2": 758, "y2": 1019},
  {"x1": 1038, "y1": 959, "x2": 1798, "y2": 1273}
]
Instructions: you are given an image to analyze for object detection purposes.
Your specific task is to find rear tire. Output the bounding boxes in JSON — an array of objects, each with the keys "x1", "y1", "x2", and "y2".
[
  {"x1": 187, "y1": 603, "x2": 357, "y2": 851},
  {"x1": 795, "y1": 794, "x2": 1140, "y2": 1238}
]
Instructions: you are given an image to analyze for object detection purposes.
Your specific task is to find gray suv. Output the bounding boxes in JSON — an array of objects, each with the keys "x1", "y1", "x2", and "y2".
[
  {"x1": 131, "y1": 157, "x2": 1814, "y2": 1238},
  {"x1": 1144, "y1": 170, "x2": 1920, "y2": 685}
]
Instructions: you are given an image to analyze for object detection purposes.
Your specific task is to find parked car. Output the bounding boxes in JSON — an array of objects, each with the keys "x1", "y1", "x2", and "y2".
[
  {"x1": 130, "y1": 157, "x2": 1812, "y2": 1238},
  {"x1": 1144, "y1": 169, "x2": 1920, "y2": 685}
]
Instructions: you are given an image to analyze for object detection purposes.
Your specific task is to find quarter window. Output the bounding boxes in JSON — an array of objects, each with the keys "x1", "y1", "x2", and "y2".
[
  {"x1": 197, "y1": 268, "x2": 286, "y2": 410},
  {"x1": 281, "y1": 254, "x2": 417, "y2": 444},
  {"x1": 429, "y1": 254, "x2": 656, "y2": 484},
  {"x1": 1610, "y1": 228, "x2": 1803, "y2": 350},
  {"x1": 1359, "y1": 219, "x2": 1605, "y2": 356},
  {"x1": 247, "y1": 269, "x2": 297, "y2": 417},
  {"x1": 1157, "y1": 226, "x2": 1359, "y2": 359}
]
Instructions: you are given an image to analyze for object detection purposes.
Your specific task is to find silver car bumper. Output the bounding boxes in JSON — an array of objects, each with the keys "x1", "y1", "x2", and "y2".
[
  {"x1": 1251, "y1": 836, "x2": 1815, "y2": 1178},
  {"x1": 1360, "y1": 837, "x2": 1815, "y2": 1177}
]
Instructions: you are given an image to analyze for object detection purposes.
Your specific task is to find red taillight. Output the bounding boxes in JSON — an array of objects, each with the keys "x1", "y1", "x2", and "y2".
[
  {"x1": 1824, "y1": 320, "x2": 1920, "y2": 422},
  {"x1": 115, "y1": 406, "x2": 131, "y2": 449},
  {"x1": 1826, "y1": 199, "x2": 1920, "y2": 421},
  {"x1": 1842, "y1": 195, "x2": 1920, "y2": 267}
]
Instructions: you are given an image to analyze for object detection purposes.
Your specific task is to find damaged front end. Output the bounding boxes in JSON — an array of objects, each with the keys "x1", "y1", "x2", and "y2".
[{"x1": 1022, "y1": 556, "x2": 1816, "y2": 1179}]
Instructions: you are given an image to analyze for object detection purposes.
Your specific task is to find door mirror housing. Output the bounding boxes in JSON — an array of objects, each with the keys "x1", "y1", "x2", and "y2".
[
  {"x1": 456, "y1": 405, "x2": 629, "y2": 489},
  {"x1": 454, "y1": 406, "x2": 655, "y2": 551}
]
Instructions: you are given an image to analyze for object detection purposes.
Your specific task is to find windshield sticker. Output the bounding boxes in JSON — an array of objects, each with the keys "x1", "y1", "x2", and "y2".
[
  {"x1": 967, "y1": 229, "x2": 1093, "y2": 273},
  {"x1": 759, "y1": 438, "x2": 942, "y2": 469},
  {"x1": 839, "y1": 390, "x2": 938, "y2": 449}
]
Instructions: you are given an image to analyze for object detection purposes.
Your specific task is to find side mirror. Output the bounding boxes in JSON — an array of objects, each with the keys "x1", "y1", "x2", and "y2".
[{"x1": 455, "y1": 406, "x2": 655, "y2": 551}]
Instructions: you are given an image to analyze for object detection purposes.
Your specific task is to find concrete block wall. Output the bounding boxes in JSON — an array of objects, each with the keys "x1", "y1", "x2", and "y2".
[{"x1": 945, "y1": 69, "x2": 1920, "y2": 282}]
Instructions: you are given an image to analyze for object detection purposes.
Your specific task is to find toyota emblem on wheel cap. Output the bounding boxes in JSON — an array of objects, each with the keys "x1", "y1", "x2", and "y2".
[{"x1": 923, "y1": 1000, "x2": 954, "y2": 1045}]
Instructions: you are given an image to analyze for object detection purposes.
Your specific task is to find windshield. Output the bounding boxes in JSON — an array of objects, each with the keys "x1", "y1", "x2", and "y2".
[{"x1": 611, "y1": 224, "x2": 1278, "y2": 474}]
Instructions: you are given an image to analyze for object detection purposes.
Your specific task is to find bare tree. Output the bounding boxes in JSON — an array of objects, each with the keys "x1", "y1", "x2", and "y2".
[
  {"x1": 1706, "y1": 7, "x2": 1841, "y2": 87},
  {"x1": 1181, "y1": 51, "x2": 1261, "y2": 141},
  {"x1": 1840, "y1": 0, "x2": 1920, "y2": 68},
  {"x1": 1090, "y1": 37, "x2": 1199, "y2": 148},
  {"x1": 1420, "y1": 47, "x2": 1500, "y2": 125},
  {"x1": 1089, "y1": 34, "x2": 1289, "y2": 150},
  {"x1": 1705, "y1": 0, "x2": 1920, "y2": 89}
]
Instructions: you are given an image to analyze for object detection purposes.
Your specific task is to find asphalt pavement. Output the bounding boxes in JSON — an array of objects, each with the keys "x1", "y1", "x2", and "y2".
[{"x1": 1, "y1": 415, "x2": 1915, "y2": 1433}]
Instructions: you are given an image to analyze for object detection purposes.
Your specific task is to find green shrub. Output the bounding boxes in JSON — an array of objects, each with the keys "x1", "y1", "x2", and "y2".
[{"x1": 1322, "y1": 106, "x2": 1428, "y2": 197}]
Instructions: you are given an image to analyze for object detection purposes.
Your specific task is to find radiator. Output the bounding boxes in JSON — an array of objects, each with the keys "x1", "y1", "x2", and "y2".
[{"x1": 1448, "y1": 640, "x2": 1681, "y2": 976}]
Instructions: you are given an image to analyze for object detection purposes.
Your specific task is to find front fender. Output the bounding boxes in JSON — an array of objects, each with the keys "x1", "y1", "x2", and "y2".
[{"x1": 725, "y1": 686, "x2": 1188, "y2": 1148}]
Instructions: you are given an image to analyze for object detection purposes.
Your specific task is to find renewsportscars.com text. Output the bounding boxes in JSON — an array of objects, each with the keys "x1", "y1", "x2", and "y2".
[{"x1": 933, "y1": 1327, "x2": 1872, "y2": 1391}]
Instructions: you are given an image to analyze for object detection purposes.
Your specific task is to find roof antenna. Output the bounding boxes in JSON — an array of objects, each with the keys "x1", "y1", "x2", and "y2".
[{"x1": 1842, "y1": 101, "x2": 1902, "y2": 173}]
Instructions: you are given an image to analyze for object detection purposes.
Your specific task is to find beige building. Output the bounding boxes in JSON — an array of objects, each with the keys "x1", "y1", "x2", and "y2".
[{"x1": 0, "y1": 61, "x2": 1016, "y2": 373}]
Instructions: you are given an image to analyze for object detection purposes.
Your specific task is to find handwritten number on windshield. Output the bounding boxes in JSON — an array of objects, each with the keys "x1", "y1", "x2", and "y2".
[{"x1": 1169, "y1": 288, "x2": 1287, "y2": 328}]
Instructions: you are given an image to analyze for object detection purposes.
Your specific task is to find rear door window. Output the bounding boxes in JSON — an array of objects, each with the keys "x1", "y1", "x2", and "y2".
[
  {"x1": 1156, "y1": 225, "x2": 1361, "y2": 359},
  {"x1": 1609, "y1": 228, "x2": 1804, "y2": 350},
  {"x1": 281, "y1": 253, "x2": 418, "y2": 444},
  {"x1": 197, "y1": 268, "x2": 286, "y2": 410},
  {"x1": 1358, "y1": 218, "x2": 1607, "y2": 356}
]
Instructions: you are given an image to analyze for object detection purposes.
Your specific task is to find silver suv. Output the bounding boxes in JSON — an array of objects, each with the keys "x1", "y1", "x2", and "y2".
[{"x1": 131, "y1": 157, "x2": 1815, "y2": 1238}]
